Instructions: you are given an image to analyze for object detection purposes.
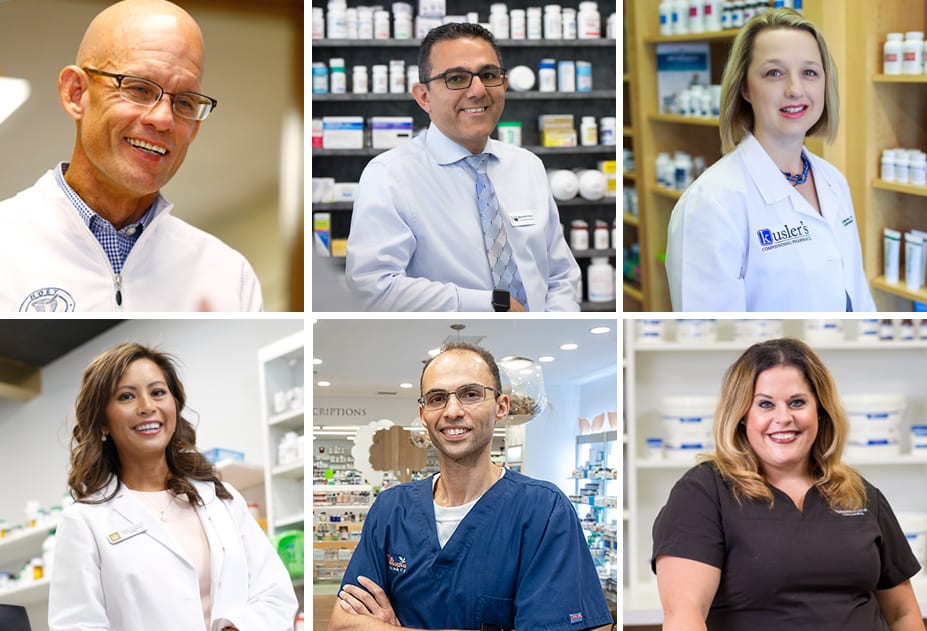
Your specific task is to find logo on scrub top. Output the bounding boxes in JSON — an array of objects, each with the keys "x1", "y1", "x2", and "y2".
[
  {"x1": 569, "y1": 612, "x2": 584, "y2": 625},
  {"x1": 19, "y1": 287, "x2": 76, "y2": 312},
  {"x1": 387, "y1": 553, "x2": 407, "y2": 574},
  {"x1": 756, "y1": 221, "x2": 812, "y2": 252}
]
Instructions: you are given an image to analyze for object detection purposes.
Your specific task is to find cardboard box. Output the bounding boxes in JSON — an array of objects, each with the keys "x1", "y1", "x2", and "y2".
[
  {"x1": 370, "y1": 117, "x2": 413, "y2": 149},
  {"x1": 322, "y1": 116, "x2": 364, "y2": 149}
]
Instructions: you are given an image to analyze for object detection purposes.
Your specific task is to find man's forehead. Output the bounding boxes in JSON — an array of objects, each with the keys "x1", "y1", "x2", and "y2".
[{"x1": 423, "y1": 350, "x2": 492, "y2": 384}]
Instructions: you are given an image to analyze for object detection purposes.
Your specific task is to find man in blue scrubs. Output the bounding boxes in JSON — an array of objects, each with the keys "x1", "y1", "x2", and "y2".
[{"x1": 329, "y1": 341, "x2": 613, "y2": 631}]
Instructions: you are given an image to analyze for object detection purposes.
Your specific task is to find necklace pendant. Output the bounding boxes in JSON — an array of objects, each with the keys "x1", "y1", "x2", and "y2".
[{"x1": 160, "y1": 512, "x2": 168, "y2": 522}]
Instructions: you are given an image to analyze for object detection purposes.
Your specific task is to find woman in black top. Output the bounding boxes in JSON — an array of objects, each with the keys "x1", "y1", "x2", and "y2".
[{"x1": 652, "y1": 338, "x2": 923, "y2": 631}]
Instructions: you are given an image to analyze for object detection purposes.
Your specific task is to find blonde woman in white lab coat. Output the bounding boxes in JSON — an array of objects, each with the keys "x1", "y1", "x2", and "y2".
[
  {"x1": 48, "y1": 343, "x2": 298, "y2": 631},
  {"x1": 666, "y1": 8, "x2": 876, "y2": 312}
]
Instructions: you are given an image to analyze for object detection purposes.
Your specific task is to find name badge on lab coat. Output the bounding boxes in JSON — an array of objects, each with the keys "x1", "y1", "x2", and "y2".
[
  {"x1": 509, "y1": 212, "x2": 535, "y2": 227},
  {"x1": 107, "y1": 522, "x2": 147, "y2": 544}
]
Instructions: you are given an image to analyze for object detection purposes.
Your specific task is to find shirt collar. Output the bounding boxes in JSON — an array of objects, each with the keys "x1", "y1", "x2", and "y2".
[
  {"x1": 54, "y1": 161, "x2": 161, "y2": 234},
  {"x1": 424, "y1": 123, "x2": 498, "y2": 166}
]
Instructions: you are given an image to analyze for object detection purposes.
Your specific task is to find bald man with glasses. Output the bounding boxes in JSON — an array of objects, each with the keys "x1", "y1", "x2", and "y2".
[
  {"x1": 0, "y1": 0, "x2": 262, "y2": 312},
  {"x1": 345, "y1": 22, "x2": 581, "y2": 313}
]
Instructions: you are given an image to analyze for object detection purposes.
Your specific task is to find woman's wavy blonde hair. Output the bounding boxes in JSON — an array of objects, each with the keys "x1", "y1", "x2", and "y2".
[
  {"x1": 68, "y1": 343, "x2": 232, "y2": 506},
  {"x1": 719, "y1": 8, "x2": 839, "y2": 153},
  {"x1": 703, "y1": 338, "x2": 866, "y2": 511}
]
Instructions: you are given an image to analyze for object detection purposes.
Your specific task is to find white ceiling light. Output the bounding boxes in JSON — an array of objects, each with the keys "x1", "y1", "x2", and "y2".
[
  {"x1": 589, "y1": 326, "x2": 611, "y2": 334},
  {"x1": 0, "y1": 77, "x2": 30, "y2": 126},
  {"x1": 313, "y1": 358, "x2": 322, "y2": 365},
  {"x1": 427, "y1": 347, "x2": 441, "y2": 357},
  {"x1": 560, "y1": 343, "x2": 578, "y2": 350},
  {"x1": 317, "y1": 380, "x2": 331, "y2": 387},
  {"x1": 537, "y1": 355, "x2": 555, "y2": 362},
  {"x1": 399, "y1": 383, "x2": 413, "y2": 389}
]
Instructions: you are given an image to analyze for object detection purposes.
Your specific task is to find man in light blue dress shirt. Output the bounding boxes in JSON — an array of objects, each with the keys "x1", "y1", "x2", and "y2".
[{"x1": 345, "y1": 22, "x2": 581, "y2": 312}]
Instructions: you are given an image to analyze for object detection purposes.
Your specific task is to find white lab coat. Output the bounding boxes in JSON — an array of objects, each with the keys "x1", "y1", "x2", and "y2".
[
  {"x1": 48, "y1": 479, "x2": 297, "y2": 631},
  {"x1": 0, "y1": 170, "x2": 263, "y2": 312},
  {"x1": 666, "y1": 133, "x2": 876, "y2": 312}
]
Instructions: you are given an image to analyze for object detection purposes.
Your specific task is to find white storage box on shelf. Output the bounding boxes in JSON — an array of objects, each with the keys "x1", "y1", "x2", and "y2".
[
  {"x1": 659, "y1": 396, "x2": 717, "y2": 460},
  {"x1": 896, "y1": 511, "x2": 927, "y2": 573}
]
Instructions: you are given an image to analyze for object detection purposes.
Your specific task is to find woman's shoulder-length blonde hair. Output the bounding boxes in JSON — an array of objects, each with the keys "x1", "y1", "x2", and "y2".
[
  {"x1": 703, "y1": 337, "x2": 866, "y2": 511},
  {"x1": 719, "y1": 8, "x2": 839, "y2": 153}
]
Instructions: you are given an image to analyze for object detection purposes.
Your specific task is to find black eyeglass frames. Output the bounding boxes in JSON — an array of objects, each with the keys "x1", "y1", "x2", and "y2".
[{"x1": 83, "y1": 67, "x2": 217, "y2": 121}]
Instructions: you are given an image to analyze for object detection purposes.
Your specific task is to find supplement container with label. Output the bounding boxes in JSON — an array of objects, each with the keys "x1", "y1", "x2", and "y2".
[
  {"x1": 659, "y1": 0, "x2": 673, "y2": 35},
  {"x1": 562, "y1": 7, "x2": 577, "y2": 39},
  {"x1": 577, "y1": 1, "x2": 600, "y2": 38},
  {"x1": 599, "y1": 117, "x2": 616, "y2": 145},
  {"x1": 884, "y1": 33, "x2": 904, "y2": 74},
  {"x1": 581, "y1": 116, "x2": 598, "y2": 146},
  {"x1": 406, "y1": 65, "x2": 418, "y2": 92},
  {"x1": 374, "y1": 10, "x2": 390, "y2": 39},
  {"x1": 327, "y1": 0, "x2": 348, "y2": 39},
  {"x1": 497, "y1": 121, "x2": 522, "y2": 145},
  {"x1": 352, "y1": 66, "x2": 368, "y2": 93},
  {"x1": 489, "y1": 3, "x2": 510, "y2": 39},
  {"x1": 329, "y1": 58, "x2": 347, "y2": 94},
  {"x1": 558, "y1": 60, "x2": 576, "y2": 91},
  {"x1": 734, "y1": 319, "x2": 783, "y2": 342},
  {"x1": 593, "y1": 220, "x2": 609, "y2": 249},
  {"x1": 345, "y1": 7, "x2": 358, "y2": 39},
  {"x1": 842, "y1": 393, "x2": 906, "y2": 457},
  {"x1": 587, "y1": 257, "x2": 615, "y2": 302},
  {"x1": 645, "y1": 437, "x2": 664, "y2": 460},
  {"x1": 661, "y1": 396, "x2": 717, "y2": 460},
  {"x1": 312, "y1": 7, "x2": 325, "y2": 38},
  {"x1": 911, "y1": 425, "x2": 927, "y2": 455},
  {"x1": 569, "y1": 219, "x2": 589, "y2": 250},
  {"x1": 372, "y1": 65, "x2": 388, "y2": 93},
  {"x1": 637, "y1": 319, "x2": 665, "y2": 343},
  {"x1": 312, "y1": 62, "x2": 329, "y2": 94},
  {"x1": 510, "y1": 9, "x2": 526, "y2": 38},
  {"x1": 544, "y1": 4, "x2": 562, "y2": 39},
  {"x1": 538, "y1": 59, "x2": 556, "y2": 92},
  {"x1": 904, "y1": 31, "x2": 924, "y2": 75},
  {"x1": 857, "y1": 319, "x2": 880, "y2": 342},
  {"x1": 576, "y1": 60, "x2": 593, "y2": 91},
  {"x1": 527, "y1": 7, "x2": 542, "y2": 39},
  {"x1": 882, "y1": 149, "x2": 897, "y2": 182},
  {"x1": 508, "y1": 65, "x2": 535, "y2": 91},
  {"x1": 389, "y1": 59, "x2": 405, "y2": 93},
  {"x1": 804, "y1": 319, "x2": 843, "y2": 343},
  {"x1": 358, "y1": 7, "x2": 374, "y2": 38},
  {"x1": 676, "y1": 319, "x2": 717, "y2": 343}
]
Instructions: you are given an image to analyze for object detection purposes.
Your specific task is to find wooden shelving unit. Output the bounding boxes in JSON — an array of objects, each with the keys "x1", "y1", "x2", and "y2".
[{"x1": 624, "y1": 0, "x2": 927, "y2": 311}]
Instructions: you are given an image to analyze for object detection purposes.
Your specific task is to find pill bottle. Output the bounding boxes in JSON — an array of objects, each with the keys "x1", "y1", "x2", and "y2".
[
  {"x1": 884, "y1": 32, "x2": 903, "y2": 74},
  {"x1": 312, "y1": 62, "x2": 328, "y2": 94},
  {"x1": 570, "y1": 219, "x2": 589, "y2": 250},
  {"x1": 587, "y1": 257, "x2": 616, "y2": 302},
  {"x1": 374, "y1": 10, "x2": 390, "y2": 39},
  {"x1": 312, "y1": 7, "x2": 325, "y2": 38},
  {"x1": 527, "y1": 7, "x2": 543, "y2": 39},
  {"x1": 881, "y1": 149, "x2": 896, "y2": 182},
  {"x1": 580, "y1": 116, "x2": 598, "y2": 146},
  {"x1": 688, "y1": 0, "x2": 704, "y2": 33},
  {"x1": 599, "y1": 117, "x2": 616, "y2": 145},
  {"x1": 911, "y1": 152, "x2": 927, "y2": 186},
  {"x1": 558, "y1": 60, "x2": 575, "y2": 91},
  {"x1": 896, "y1": 150, "x2": 911, "y2": 184},
  {"x1": 490, "y1": 3, "x2": 510, "y2": 39},
  {"x1": 329, "y1": 58, "x2": 347, "y2": 94},
  {"x1": 327, "y1": 0, "x2": 348, "y2": 39},
  {"x1": 576, "y1": 60, "x2": 593, "y2": 92},
  {"x1": 538, "y1": 58, "x2": 556, "y2": 92},
  {"x1": 593, "y1": 220, "x2": 609, "y2": 249},
  {"x1": 406, "y1": 65, "x2": 418, "y2": 92},
  {"x1": 358, "y1": 7, "x2": 374, "y2": 38},
  {"x1": 544, "y1": 4, "x2": 562, "y2": 39},
  {"x1": 672, "y1": 0, "x2": 689, "y2": 35},
  {"x1": 497, "y1": 121, "x2": 522, "y2": 145},
  {"x1": 372, "y1": 65, "x2": 389, "y2": 93},
  {"x1": 508, "y1": 65, "x2": 536, "y2": 91},
  {"x1": 389, "y1": 59, "x2": 405, "y2": 93},
  {"x1": 345, "y1": 7, "x2": 358, "y2": 39},
  {"x1": 510, "y1": 8, "x2": 526, "y2": 39},
  {"x1": 562, "y1": 8, "x2": 577, "y2": 39},
  {"x1": 577, "y1": 1, "x2": 600, "y2": 38},
  {"x1": 394, "y1": 10, "x2": 413, "y2": 39},
  {"x1": 903, "y1": 31, "x2": 924, "y2": 75},
  {"x1": 659, "y1": 0, "x2": 673, "y2": 36}
]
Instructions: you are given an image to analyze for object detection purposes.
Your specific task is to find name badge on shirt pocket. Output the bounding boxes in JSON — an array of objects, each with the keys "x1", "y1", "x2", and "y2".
[
  {"x1": 107, "y1": 522, "x2": 147, "y2": 544},
  {"x1": 509, "y1": 212, "x2": 535, "y2": 227}
]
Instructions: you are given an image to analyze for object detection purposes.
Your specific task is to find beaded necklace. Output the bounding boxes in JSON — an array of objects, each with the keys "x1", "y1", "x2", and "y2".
[{"x1": 781, "y1": 151, "x2": 810, "y2": 186}]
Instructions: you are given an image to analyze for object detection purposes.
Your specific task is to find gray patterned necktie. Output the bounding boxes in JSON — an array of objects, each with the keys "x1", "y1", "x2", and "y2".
[{"x1": 463, "y1": 153, "x2": 528, "y2": 308}]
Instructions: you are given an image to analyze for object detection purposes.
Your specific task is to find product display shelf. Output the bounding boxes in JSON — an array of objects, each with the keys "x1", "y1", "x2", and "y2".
[
  {"x1": 312, "y1": 8, "x2": 618, "y2": 311},
  {"x1": 257, "y1": 331, "x2": 305, "y2": 542},
  {"x1": 623, "y1": 318, "x2": 927, "y2": 626},
  {"x1": 0, "y1": 577, "x2": 50, "y2": 607},
  {"x1": 0, "y1": 519, "x2": 57, "y2": 610},
  {"x1": 313, "y1": 483, "x2": 372, "y2": 585},
  {"x1": 872, "y1": 179, "x2": 927, "y2": 197},
  {"x1": 648, "y1": 112, "x2": 719, "y2": 127},
  {"x1": 871, "y1": 277, "x2": 927, "y2": 304},
  {"x1": 622, "y1": 5, "x2": 642, "y2": 311}
]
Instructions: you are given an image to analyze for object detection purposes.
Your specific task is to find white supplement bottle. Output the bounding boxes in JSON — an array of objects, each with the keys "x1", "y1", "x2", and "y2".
[
  {"x1": 562, "y1": 8, "x2": 577, "y2": 39},
  {"x1": 544, "y1": 4, "x2": 562, "y2": 39},
  {"x1": 372, "y1": 64, "x2": 388, "y2": 93},
  {"x1": 527, "y1": 7, "x2": 543, "y2": 39},
  {"x1": 358, "y1": 7, "x2": 374, "y2": 38},
  {"x1": 490, "y1": 3, "x2": 510, "y2": 39},
  {"x1": 673, "y1": 0, "x2": 688, "y2": 35},
  {"x1": 904, "y1": 31, "x2": 924, "y2": 75},
  {"x1": 346, "y1": 7, "x2": 358, "y2": 39},
  {"x1": 896, "y1": 150, "x2": 911, "y2": 184},
  {"x1": 577, "y1": 1, "x2": 600, "y2": 38},
  {"x1": 587, "y1": 257, "x2": 616, "y2": 302},
  {"x1": 352, "y1": 66, "x2": 368, "y2": 93},
  {"x1": 881, "y1": 149, "x2": 896, "y2": 181},
  {"x1": 389, "y1": 59, "x2": 405, "y2": 93},
  {"x1": 329, "y1": 58, "x2": 347, "y2": 93},
  {"x1": 599, "y1": 117, "x2": 616, "y2": 145},
  {"x1": 570, "y1": 219, "x2": 589, "y2": 250},
  {"x1": 884, "y1": 32, "x2": 903, "y2": 75},
  {"x1": 510, "y1": 9, "x2": 526, "y2": 39},
  {"x1": 394, "y1": 10, "x2": 413, "y2": 39},
  {"x1": 327, "y1": 0, "x2": 348, "y2": 38},
  {"x1": 538, "y1": 58, "x2": 556, "y2": 92},
  {"x1": 688, "y1": 0, "x2": 704, "y2": 33},
  {"x1": 374, "y1": 10, "x2": 390, "y2": 39},
  {"x1": 660, "y1": 0, "x2": 673, "y2": 35},
  {"x1": 312, "y1": 7, "x2": 325, "y2": 38},
  {"x1": 558, "y1": 60, "x2": 575, "y2": 91},
  {"x1": 581, "y1": 116, "x2": 598, "y2": 145},
  {"x1": 912, "y1": 152, "x2": 927, "y2": 186},
  {"x1": 593, "y1": 220, "x2": 610, "y2": 249}
]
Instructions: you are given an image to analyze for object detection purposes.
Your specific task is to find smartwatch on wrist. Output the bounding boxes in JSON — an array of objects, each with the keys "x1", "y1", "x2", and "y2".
[{"x1": 492, "y1": 289, "x2": 510, "y2": 312}]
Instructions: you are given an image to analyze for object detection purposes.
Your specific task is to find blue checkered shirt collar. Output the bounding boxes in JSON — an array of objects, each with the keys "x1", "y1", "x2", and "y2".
[{"x1": 54, "y1": 162, "x2": 159, "y2": 274}]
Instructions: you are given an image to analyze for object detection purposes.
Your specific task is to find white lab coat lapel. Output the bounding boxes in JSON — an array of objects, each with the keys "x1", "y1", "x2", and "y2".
[
  {"x1": 107, "y1": 480, "x2": 194, "y2": 569},
  {"x1": 190, "y1": 479, "x2": 231, "y2": 602},
  {"x1": 740, "y1": 134, "x2": 820, "y2": 218}
]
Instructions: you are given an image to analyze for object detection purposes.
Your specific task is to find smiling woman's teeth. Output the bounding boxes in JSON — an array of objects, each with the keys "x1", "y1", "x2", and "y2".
[{"x1": 135, "y1": 422, "x2": 161, "y2": 432}]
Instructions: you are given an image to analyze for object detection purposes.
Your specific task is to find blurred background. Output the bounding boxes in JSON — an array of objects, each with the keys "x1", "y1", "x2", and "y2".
[{"x1": 0, "y1": 0, "x2": 305, "y2": 311}]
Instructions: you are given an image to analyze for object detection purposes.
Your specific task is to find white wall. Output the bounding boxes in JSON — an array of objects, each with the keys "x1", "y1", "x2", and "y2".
[{"x1": 0, "y1": 317, "x2": 303, "y2": 525}]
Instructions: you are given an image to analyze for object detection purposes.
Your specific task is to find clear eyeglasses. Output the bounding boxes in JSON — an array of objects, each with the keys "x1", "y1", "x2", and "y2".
[
  {"x1": 421, "y1": 67, "x2": 507, "y2": 90},
  {"x1": 418, "y1": 384, "x2": 501, "y2": 411},
  {"x1": 83, "y1": 68, "x2": 218, "y2": 121}
]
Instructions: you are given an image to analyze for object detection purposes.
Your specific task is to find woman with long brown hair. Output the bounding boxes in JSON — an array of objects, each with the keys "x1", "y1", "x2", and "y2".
[
  {"x1": 652, "y1": 338, "x2": 922, "y2": 630},
  {"x1": 48, "y1": 343, "x2": 297, "y2": 631}
]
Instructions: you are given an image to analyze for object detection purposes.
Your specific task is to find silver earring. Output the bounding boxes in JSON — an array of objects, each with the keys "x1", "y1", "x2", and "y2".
[{"x1": 102, "y1": 434, "x2": 108, "y2": 442}]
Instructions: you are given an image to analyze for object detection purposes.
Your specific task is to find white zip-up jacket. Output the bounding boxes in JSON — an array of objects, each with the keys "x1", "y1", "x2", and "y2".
[
  {"x1": 666, "y1": 134, "x2": 876, "y2": 312},
  {"x1": 49, "y1": 479, "x2": 298, "y2": 631},
  {"x1": 0, "y1": 170, "x2": 263, "y2": 312}
]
